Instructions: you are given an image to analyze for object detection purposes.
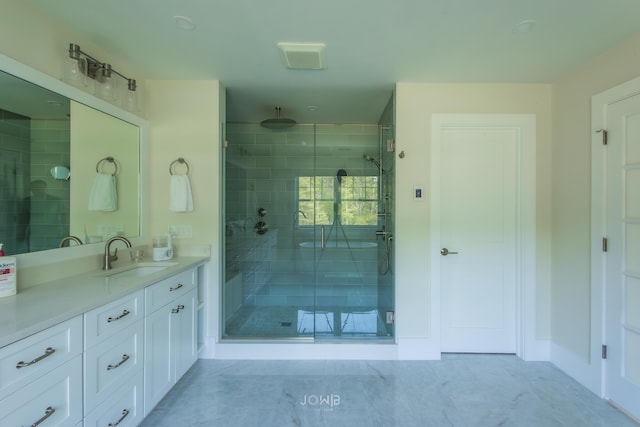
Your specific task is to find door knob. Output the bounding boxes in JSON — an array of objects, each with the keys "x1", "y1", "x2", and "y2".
[{"x1": 440, "y1": 248, "x2": 458, "y2": 256}]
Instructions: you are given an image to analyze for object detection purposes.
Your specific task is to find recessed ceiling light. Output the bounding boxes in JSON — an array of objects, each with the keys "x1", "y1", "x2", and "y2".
[
  {"x1": 512, "y1": 20, "x2": 536, "y2": 34},
  {"x1": 174, "y1": 15, "x2": 196, "y2": 31},
  {"x1": 307, "y1": 105, "x2": 318, "y2": 111}
]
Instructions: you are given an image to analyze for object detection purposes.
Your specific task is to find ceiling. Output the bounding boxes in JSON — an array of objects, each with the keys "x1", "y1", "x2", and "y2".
[{"x1": 28, "y1": 0, "x2": 640, "y2": 124}]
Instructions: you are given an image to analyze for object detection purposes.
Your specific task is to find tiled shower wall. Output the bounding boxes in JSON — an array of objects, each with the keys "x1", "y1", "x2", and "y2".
[{"x1": 225, "y1": 123, "x2": 382, "y2": 309}]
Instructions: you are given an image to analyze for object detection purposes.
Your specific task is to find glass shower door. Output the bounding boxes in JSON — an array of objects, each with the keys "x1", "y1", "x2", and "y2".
[{"x1": 223, "y1": 122, "x2": 392, "y2": 340}]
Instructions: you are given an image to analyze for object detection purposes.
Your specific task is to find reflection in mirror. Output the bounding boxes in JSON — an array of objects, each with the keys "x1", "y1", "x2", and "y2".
[
  {"x1": 70, "y1": 101, "x2": 139, "y2": 243},
  {"x1": 0, "y1": 70, "x2": 71, "y2": 255},
  {"x1": 0, "y1": 69, "x2": 141, "y2": 256}
]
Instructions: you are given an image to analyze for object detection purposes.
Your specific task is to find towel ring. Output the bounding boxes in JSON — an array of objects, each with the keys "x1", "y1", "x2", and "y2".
[
  {"x1": 96, "y1": 156, "x2": 118, "y2": 176},
  {"x1": 170, "y1": 157, "x2": 190, "y2": 175}
]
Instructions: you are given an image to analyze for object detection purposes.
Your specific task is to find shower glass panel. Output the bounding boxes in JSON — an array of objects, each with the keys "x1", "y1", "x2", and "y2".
[{"x1": 223, "y1": 121, "x2": 394, "y2": 340}]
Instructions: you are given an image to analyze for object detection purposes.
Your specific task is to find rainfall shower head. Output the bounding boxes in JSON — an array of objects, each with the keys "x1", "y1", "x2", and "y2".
[{"x1": 260, "y1": 106, "x2": 296, "y2": 130}]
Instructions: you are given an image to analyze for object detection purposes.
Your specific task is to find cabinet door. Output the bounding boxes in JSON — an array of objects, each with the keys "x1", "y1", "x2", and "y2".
[
  {"x1": 0, "y1": 355, "x2": 82, "y2": 427},
  {"x1": 143, "y1": 304, "x2": 174, "y2": 416},
  {"x1": 175, "y1": 290, "x2": 197, "y2": 379},
  {"x1": 143, "y1": 290, "x2": 198, "y2": 416}
]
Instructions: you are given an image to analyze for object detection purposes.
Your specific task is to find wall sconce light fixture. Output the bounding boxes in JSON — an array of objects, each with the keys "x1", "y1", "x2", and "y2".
[{"x1": 66, "y1": 43, "x2": 137, "y2": 91}]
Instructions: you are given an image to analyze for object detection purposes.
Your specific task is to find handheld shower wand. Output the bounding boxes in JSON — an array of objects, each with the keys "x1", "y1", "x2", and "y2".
[{"x1": 363, "y1": 154, "x2": 381, "y2": 170}]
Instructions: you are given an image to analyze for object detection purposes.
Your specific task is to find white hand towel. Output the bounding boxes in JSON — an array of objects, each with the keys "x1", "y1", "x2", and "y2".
[
  {"x1": 88, "y1": 173, "x2": 117, "y2": 211},
  {"x1": 170, "y1": 174, "x2": 193, "y2": 212}
]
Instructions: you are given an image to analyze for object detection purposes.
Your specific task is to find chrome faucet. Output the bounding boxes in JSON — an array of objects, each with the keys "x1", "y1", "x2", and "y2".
[
  {"x1": 103, "y1": 236, "x2": 132, "y2": 270},
  {"x1": 59, "y1": 236, "x2": 83, "y2": 247}
]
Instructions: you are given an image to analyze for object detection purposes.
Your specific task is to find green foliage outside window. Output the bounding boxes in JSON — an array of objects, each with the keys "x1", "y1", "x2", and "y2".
[{"x1": 298, "y1": 176, "x2": 378, "y2": 226}]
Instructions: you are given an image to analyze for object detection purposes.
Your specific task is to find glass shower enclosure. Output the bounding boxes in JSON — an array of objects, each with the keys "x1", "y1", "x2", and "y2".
[{"x1": 223, "y1": 112, "x2": 394, "y2": 340}]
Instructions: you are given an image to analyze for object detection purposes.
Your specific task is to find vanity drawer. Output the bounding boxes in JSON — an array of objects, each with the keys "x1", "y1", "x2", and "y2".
[
  {"x1": 0, "y1": 316, "x2": 82, "y2": 401},
  {"x1": 84, "y1": 289, "x2": 144, "y2": 349},
  {"x1": 84, "y1": 374, "x2": 143, "y2": 427},
  {"x1": 145, "y1": 268, "x2": 195, "y2": 313},
  {"x1": 0, "y1": 355, "x2": 82, "y2": 427},
  {"x1": 84, "y1": 321, "x2": 143, "y2": 413}
]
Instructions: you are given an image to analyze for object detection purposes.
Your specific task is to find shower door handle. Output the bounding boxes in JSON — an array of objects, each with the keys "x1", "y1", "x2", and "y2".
[
  {"x1": 321, "y1": 225, "x2": 325, "y2": 249},
  {"x1": 440, "y1": 248, "x2": 458, "y2": 256}
]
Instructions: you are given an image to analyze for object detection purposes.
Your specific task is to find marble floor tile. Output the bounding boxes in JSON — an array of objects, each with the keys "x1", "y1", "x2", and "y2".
[{"x1": 141, "y1": 354, "x2": 638, "y2": 427}]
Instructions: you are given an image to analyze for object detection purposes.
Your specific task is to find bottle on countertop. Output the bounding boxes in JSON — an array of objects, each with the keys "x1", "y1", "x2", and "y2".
[{"x1": 0, "y1": 243, "x2": 17, "y2": 298}]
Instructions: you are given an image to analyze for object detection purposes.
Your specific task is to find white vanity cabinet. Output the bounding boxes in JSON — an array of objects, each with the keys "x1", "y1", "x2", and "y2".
[
  {"x1": 144, "y1": 268, "x2": 197, "y2": 416},
  {"x1": 0, "y1": 316, "x2": 83, "y2": 427},
  {"x1": 83, "y1": 289, "x2": 144, "y2": 427}
]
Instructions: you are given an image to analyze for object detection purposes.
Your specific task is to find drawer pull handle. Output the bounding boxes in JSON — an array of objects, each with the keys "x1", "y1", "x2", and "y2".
[
  {"x1": 16, "y1": 347, "x2": 55, "y2": 369},
  {"x1": 107, "y1": 309, "x2": 131, "y2": 323},
  {"x1": 108, "y1": 408, "x2": 130, "y2": 427},
  {"x1": 169, "y1": 283, "x2": 183, "y2": 292},
  {"x1": 172, "y1": 304, "x2": 186, "y2": 314},
  {"x1": 107, "y1": 354, "x2": 130, "y2": 371},
  {"x1": 26, "y1": 406, "x2": 55, "y2": 427}
]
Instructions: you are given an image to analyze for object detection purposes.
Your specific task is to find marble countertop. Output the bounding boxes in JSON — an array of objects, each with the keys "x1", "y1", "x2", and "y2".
[{"x1": 0, "y1": 256, "x2": 208, "y2": 349}]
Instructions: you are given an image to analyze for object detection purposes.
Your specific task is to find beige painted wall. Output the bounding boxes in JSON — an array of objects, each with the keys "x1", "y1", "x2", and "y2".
[
  {"x1": 70, "y1": 101, "x2": 140, "y2": 241},
  {"x1": 551, "y1": 32, "x2": 640, "y2": 362},
  {"x1": 0, "y1": 1, "x2": 144, "y2": 97},
  {"x1": 145, "y1": 80, "x2": 224, "y2": 341},
  {"x1": 395, "y1": 83, "x2": 552, "y2": 347}
]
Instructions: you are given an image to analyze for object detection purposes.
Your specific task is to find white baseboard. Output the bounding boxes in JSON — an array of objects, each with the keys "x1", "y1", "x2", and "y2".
[
  {"x1": 397, "y1": 337, "x2": 441, "y2": 360},
  {"x1": 550, "y1": 342, "x2": 601, "y2": 396},
  {"x1": 213, "y1": 341, "x2": 399, "y2": 360},
  {"x1": 208, "y1": 337, "x2": 448, "y2": 360}
]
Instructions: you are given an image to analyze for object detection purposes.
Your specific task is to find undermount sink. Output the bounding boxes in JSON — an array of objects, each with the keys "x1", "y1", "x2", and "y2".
[{"x1": 105, "y1": 262, "x2": 178, "y2": 279}]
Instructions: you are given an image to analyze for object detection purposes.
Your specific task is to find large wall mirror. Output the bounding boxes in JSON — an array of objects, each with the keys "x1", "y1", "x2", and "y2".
[{"x1": 0, "y1": 62, "x2": 142, "y2": 256}]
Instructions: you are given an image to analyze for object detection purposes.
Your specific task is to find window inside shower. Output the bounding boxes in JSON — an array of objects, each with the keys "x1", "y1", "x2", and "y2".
[{"x1": 297, "y1": 176, "x2": 378, "y2": 226}]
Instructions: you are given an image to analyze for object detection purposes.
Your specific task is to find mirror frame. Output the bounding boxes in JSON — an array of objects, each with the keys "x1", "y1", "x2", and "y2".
[{"x1": 0, "y1": 53, "x2": 149, "y2": 268}]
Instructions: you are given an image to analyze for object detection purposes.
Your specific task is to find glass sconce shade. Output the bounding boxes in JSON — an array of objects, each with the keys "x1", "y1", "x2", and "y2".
[
  {"x1": 121, "y1": 84, "x2": 142, "y2": 112},
  {"x1": 62, "y1": 56, "x2": 86, "y2": 88},
  {"x1": 96, "y1": 73, "x2": 118, "y2": 102}
]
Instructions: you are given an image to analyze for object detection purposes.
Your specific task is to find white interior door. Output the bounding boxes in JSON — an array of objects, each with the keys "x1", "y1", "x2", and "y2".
[
  {"x1": 605, "y1": 93, "x2": 640, "y2": 418},
  {"x1": 433, "y1": 119, "x2": 521, "y2": 353}
]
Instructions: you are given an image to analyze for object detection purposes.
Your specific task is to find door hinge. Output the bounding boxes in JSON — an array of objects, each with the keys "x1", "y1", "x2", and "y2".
[
  {"x1": 602, "y1": 237, "x2": 608, "y2": 252},
  {"x1": 602, "y1": 344, "x2": 607, "y2": 359},
  {"x1": 597, "y1": 129, "x2": 608, "y2": 145}
]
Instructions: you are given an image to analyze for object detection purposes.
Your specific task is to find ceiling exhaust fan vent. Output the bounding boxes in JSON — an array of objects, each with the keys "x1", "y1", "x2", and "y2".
[{"x1": 277, "y1": 42, "x2": 326, "y2": 70}]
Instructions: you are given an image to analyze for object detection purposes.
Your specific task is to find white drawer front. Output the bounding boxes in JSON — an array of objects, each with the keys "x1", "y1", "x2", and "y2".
[
  {"x1": 84, "y1": 374, "x2": 143, "y2": 427},
  {"x1": 0, "y1": 316, "x2": 82, "y2": 401},
  {"x1": 145, "y1": 269, "x2": 195, "y2": 313},
  {"x1": 0, "y1": 355, "x2": 82, "y2": 427},
  {"x1": 84, "y1": 321, "x2": 143, "y2": 413},
  {"x1": 84, "y1": 289, "x2": 143, "y2": 349}
]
